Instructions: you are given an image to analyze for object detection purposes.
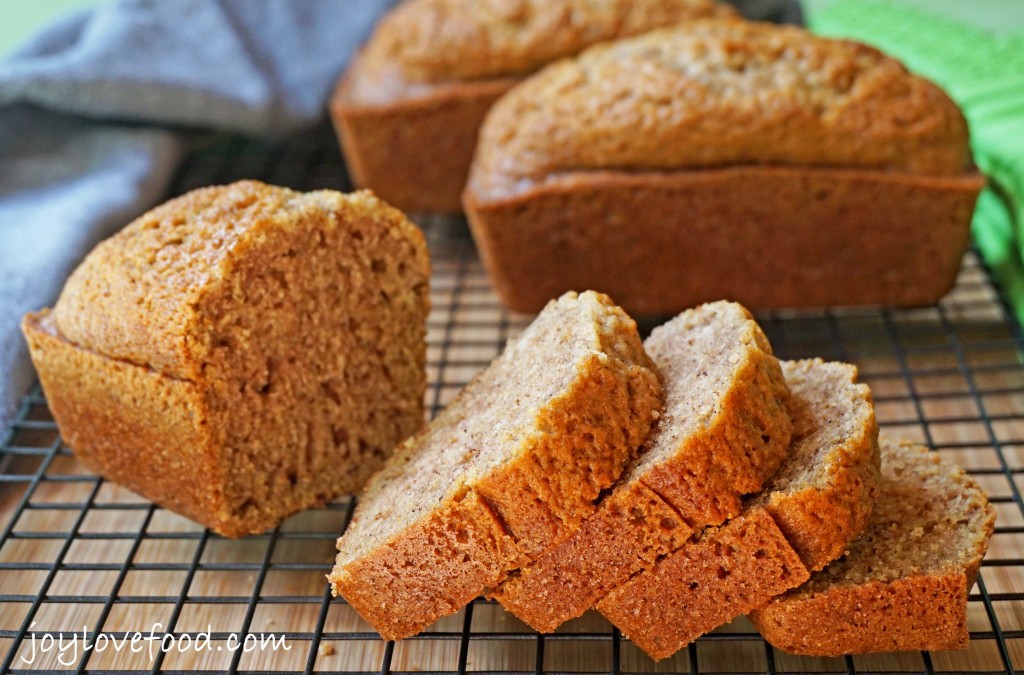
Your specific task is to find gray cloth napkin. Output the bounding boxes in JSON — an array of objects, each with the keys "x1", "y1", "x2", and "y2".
[
  {"x1": 0, "y1": 0, "x2": 394, "y2": 434},
  {"x1": 0, "y1": 0, "x2": 798, "y2": 435}
]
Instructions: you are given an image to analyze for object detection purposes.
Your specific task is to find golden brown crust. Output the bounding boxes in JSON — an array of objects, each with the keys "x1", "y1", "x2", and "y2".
[
  {"x1": 25, "y1": 181, "x2": 431, "y2": 538},
  {"x1": 493, "y1": 302, "x2": 792, "y2": 632},
  {"x1": 464, "y1": 19, "x2": 979, "y2": 311},
  {"x1": 475, "y1": 349, "x2": 663, "y2": 557},
  {"x1": 493, "y1": 481, "x2": 692, "y2": 632},
  {"x1": 358, "y1": 0, "x2": 735, "y2": 84},
  {"x1": 329, "y1": 491, "x2": 520, "y2": 641},
  {"x1": 331, "y1": 75, "x2": 512, "y2": 214},
  {"x1": 329, "y1": 291, "x2": 662, "y2": 641},
  {"x1": 594, "y1": 359, "x2": 880, "y2": 661},
  {"x1": 53, "y1": 181, "x2": 428, "y2": 379},
  {"x1": 334, "y1": 0, "x2": 734, "y2": 213},
  {"x1": 470, "y1": 19, "x2": 971, "y2": 199},
  {"x1": 23, "y1": 311, "x2": 236, "y2": 531},
  {"x1": 750, "y1": 437, "x2": 996, "y2": 656},
  {"x1": 597, "y1": 509, "x2": 810, "y2": 661},
  {"x1": 464, "y1": 167, "x2": 983, "y2": 314},
  {"x1": 752, "y1": 574, "x2": 970, "y2": 656}
]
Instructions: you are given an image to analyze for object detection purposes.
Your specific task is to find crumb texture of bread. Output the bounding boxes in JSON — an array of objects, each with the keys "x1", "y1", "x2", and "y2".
[
  {"x1": 632, "y1": 304, "x2": 792, "y2": 523},
  {"x1": 750, "y1": 437, "x2": 996, "y2": 656},
  {"x1": 596, "y1": 358, "x2": 880, "y2": 661},
  {"x1": 753, "y1": 360, "x2": 881, "y2": 571},
  {"x1": 23, "y1": 180, "x2": 430, "y2": 537},
  {"x1": 469, "y1": 19, "x2": 969, "y2": 202},
  {"x1": 493, "y1": 301, "x2": 792, "y2": 632},
  {"x1": 329, "y1": 290, "x2": 662, "y2": 641},
  {"x1": 354, "y1": 0, "x2": 736, "y2": 88}
]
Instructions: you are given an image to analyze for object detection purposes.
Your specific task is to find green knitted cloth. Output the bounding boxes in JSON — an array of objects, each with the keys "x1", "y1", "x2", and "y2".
[{"x1": 806, "y1": 0, "x2": 1024, "y2": 323}]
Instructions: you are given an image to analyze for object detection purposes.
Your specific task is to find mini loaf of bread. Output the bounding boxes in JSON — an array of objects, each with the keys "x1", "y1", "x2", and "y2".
[
  {"x1": 750, "y1": 437, "x2": 996, "y2": 656},
  {"x1": 493, "y1": 301, "x2": 792, "y2": 632},
  {"x1": 332, "y1": 0, "x2": 735, "y2": 214},
  {"x1": 22, "y1": 181, "x2": 430, "y2": 538},
  {"x1": 597, "y1": 359, "x2": 880, "y2": 661},
  {"x1": 329, "y1": 291, "x2": 662, "y2": 641},
  {"x1": 465, "y1": 19, "x2": 985, "y2": 313}
]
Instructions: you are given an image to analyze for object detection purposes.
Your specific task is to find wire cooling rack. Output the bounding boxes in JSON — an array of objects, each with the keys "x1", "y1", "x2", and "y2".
[{"x1": 2, "y1": 125, "x2": 1024, "y2": 675}]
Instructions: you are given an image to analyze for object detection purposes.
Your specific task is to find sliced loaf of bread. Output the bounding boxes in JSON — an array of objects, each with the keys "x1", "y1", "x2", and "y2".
[
  {"x1": 493, "y1": 301, "x2": 792, "y2": 631},
  {"x1": 597, "y1": 359, "x2": 880, "y2": 661},
  {"x1": 329, "y1": 291, "x2": 662, "y2": 640},
  {"x1": 750, "y1": 437, "x2": 996, "y2": 655},
  {"x1": 23, "y1": 181, "x2": 430, "y2": 537}
]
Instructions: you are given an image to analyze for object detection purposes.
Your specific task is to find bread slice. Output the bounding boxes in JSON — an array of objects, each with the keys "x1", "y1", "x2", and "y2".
[
  {"x1": 464, "y1": 19, "x2": 983, "y2": 313},
  {"x1": 328, "y1": 291, "x2": 662, "y2": 640},
  {"x1": 492, "y1": 301, "x2": 792, "y2": 631},
  {"x1": 597, "y1": 359, "x2": 880, "y2": 661},
  {"x1": 23, "y1": 181, "x2": 430, "y2": 537},
  {"x1": 750, "y1": 437, "x2": 996, "y2": 655},
  {"x1": 332, "y1": 0, "x2": 736, "y2": 214}
]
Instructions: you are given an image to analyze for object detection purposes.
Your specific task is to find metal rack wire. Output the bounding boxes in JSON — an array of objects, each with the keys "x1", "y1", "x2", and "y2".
[{"x1": 1, "y1": 125, "x2": 1023, "y2": 674}]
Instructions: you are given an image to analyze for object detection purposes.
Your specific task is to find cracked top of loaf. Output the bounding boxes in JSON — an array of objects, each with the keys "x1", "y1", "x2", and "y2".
[
  {"x1": 359, "y1": 0, "x2": 735, "y2": 83},
  {"x1": 469, "y1": 19, "x2": 971, "y2": 199}
]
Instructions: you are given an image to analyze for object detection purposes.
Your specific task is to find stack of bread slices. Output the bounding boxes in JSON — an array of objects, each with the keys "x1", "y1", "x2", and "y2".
[{"x1": 330, "y1": 294, "x2": 996, "y2": 661}]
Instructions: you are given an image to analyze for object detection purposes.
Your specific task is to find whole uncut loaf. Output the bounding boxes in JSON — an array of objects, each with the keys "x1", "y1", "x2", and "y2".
[
  {"x1": 465, "y1": 19, "x2": 984, "y2": 313},
  {"x1": 332, "y1": 0, "x2": 735, "y2": 213},
  {"x1": 23, "y1": 181, "x2": 430, "y2": 537},
  {"x1": 329, "y1": 291, "x2": 662, "y2": 640},
  {"x1": 597, "y1": 359, "x2": 880, "y2": 661},
  {"x1": 493, "y1": 301, "x2": 792, "y2": 631},
  {"x1": 750, "y1": 437, "x2": 996, "y2": 656}
]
